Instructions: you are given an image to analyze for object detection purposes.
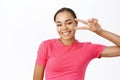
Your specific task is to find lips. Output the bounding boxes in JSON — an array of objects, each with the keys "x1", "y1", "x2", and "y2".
[{"x1": 61, "y1": 31, "x2": 71, "y2": 37}]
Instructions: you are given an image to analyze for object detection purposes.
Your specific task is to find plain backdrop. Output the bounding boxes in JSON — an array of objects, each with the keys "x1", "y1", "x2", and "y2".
[{"x1": 0, "y1": 0, "x2": 120, "y2": 80}]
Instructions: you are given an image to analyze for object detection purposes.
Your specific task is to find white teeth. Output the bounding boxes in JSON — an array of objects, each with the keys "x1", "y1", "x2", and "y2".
[
  {"x1": 62, "y1": 31, "x2": 70, "y2": 36},
  {"x1": 63, "y1": 32, "x2": 69, "y2": 34}
]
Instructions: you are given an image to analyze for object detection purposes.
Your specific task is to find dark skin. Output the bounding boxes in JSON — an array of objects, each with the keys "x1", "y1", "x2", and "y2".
[
  {"x1": 33, "y1": 11, "x2": 120, "y2": 80},
  {"x1": 75, "y1": 18, "x2": 120, "y2": 57}
]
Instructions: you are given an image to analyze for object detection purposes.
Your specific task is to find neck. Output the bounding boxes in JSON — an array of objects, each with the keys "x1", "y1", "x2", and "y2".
[{"x1": 59, "y1": 38, "x2": 75, "y2": 46}]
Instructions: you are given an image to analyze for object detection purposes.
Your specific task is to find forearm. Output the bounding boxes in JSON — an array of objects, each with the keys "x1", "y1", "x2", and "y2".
[
  {"x1": 33, "y1": 64, "x2": 44, "y2": 80},
  {"x1": 97, "y1": 29, "x2": 120, "y2": 47}
]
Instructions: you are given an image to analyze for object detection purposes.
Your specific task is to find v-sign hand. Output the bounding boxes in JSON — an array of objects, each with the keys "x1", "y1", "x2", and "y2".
[{"x1": 74, "y1": 18, "x2": 102, "y2": 34}]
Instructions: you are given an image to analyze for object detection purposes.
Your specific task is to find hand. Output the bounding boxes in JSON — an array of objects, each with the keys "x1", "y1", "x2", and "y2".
[{"x1": 74, "y1": 18, "x2": 102, "y2": 34}]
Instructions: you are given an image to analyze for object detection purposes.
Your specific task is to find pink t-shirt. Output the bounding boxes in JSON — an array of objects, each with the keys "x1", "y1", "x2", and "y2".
[{"x1": 36, "y1": 39, "x2": 105, "y2": 80}]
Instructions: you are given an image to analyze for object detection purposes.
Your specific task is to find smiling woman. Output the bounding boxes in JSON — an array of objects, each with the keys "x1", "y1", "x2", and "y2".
[
  {"x1": 55, "y1": 11, "x2": 77, "y2": 45},
  {"x1": 33, "y1": 7, "x2": 120, "y2": 80}
]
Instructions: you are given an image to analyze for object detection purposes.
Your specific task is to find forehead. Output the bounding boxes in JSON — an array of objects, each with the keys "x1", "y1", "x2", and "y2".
[{"x1": 55, "y1": 11, "x2": 74, "y2": 23}]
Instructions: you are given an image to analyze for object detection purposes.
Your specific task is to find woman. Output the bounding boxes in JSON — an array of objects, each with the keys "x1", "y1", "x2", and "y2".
[{"x1": 33, "y1": 7, "x2": 120, "y2": 80}]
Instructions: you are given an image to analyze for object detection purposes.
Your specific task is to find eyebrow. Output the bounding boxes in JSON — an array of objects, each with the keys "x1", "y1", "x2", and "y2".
[{"x1": 56, "y1": 19, "x2": 74, "y2": 23}]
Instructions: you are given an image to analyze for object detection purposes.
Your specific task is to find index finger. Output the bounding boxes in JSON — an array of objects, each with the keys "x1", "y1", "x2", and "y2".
[{"x1": 75, "y1": 18, "x2": 88, "y2": 25}]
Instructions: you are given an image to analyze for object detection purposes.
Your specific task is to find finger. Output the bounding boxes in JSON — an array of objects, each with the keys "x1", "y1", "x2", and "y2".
[
  {"x1": 74, "y1": 26, "x2": 88, "y2": 30},
  {"x1": 93, "y1": 18, "x2": 98, "y2": 24},
  {"x1": 75, "y1": 18, "x2": 88, "y2": 25},
  {"x1": 88, "y1": 18, "x2": 98, "y2": 23},
  {"x1": 88, "y1": 18, "x2": 93, "y2": 22}
]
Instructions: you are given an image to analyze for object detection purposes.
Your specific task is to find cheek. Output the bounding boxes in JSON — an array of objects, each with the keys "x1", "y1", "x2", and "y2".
[
  {"x1": 69, "y1": 25, "x2": 75, "y2": 30},
  {"x1": 56, "y1": 27, "x2": 60, "y2": 33},
  {"x1": 70, "y1": 23, "x2": 77, "y2": 30}
]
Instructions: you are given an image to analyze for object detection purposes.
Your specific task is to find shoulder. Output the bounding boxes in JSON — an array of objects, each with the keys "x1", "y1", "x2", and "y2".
[
  {"x1": 40, "y1": 39, "x2": 57, "y2": 46},
  {"x1": 77, "y1": 41, "x2": 105, "y2": 48},
  {"x1": 37, "y1": 39, "x2": 56, "y2": 50}
]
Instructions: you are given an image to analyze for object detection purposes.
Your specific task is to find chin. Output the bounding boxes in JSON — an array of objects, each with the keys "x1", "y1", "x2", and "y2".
[{"x1": 60, "y1": 36, "x2": 75, "y2": 40}]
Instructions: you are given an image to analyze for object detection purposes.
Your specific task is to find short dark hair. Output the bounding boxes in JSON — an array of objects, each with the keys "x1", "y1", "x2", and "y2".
[{"x1": 54, "y1": 7, "x2": 77, "y2": 22}]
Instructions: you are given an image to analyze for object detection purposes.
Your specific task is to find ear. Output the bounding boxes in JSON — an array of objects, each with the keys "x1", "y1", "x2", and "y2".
[
  {"x1": 74, "y1": 18, "x2": 78, "y2": 25},
  {"x1": 75, "y1": 20, "x2": 78, "y2": 26}
]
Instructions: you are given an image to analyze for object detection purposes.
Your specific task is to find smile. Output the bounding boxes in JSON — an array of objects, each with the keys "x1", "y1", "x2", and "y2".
[{"x1": 62, "y1": 31, "x2": 71, "y2": 36}]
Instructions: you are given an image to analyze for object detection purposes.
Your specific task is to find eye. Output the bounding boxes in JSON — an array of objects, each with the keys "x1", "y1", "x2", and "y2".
[
  {"x1": 66, "y1": 22, "x2": 72, "y2": 25},
  {"x1": 56, "y1": 24, "x2": 62, "y2": 27}
]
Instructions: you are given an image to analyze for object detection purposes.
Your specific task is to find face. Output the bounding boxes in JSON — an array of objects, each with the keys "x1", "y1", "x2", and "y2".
[{"x1": 55, "y1": 11, "x2": 77, "y2": 40}]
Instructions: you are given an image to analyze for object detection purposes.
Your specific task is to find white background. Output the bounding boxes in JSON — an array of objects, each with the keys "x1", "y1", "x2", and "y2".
[{"x1": 0, "y1": 0, "x2": 120, "y2": 80}]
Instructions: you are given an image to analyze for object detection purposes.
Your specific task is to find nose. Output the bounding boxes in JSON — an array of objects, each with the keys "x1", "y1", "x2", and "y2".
[{"x1": 62, "y1": 24, "x2": 68, "y2": 30}]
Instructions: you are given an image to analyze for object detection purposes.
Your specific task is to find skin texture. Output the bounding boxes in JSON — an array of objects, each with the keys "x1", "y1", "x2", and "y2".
[
  {"x1": 33, "y1": 11, "x2": 120, "y2": 80},
  {"x1": 33, "y1": 64, "x2": 44, "y2": 80},
  {"x1": 55, "y1": 11, "x2": 77, "y2": 46}
]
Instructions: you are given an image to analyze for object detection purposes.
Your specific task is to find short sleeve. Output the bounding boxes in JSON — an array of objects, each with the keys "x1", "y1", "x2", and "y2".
[
  {"x1": 85, "y1": 42, "x2": 106, "y2": 59},
  {"x1": 36, "y1": 41, "x2": 48, "y2": 67},
  {"x1": 92, "y1": 44, "x2": 106, "y2": 58}
]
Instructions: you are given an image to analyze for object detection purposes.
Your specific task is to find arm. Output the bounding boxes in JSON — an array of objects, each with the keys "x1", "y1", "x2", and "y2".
[
  {"x1": 97, "y1": 29, "x2": 120, "y2": 57},
  {"x1": 33, "y1": 64, "x2": 44, "y2": 80},
  {"x1": 75, "y1": 18, "x2": 120, "y2": 57}
]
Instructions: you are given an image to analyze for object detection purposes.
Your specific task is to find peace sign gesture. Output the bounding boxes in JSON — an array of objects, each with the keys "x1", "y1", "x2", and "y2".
[{"x1": 75, "y1": 18, "x2": 102, "y2": 34}]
